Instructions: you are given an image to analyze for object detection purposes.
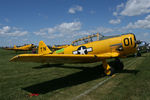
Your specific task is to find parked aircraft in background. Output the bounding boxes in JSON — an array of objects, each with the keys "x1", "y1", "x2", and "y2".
[
  {"x1": 10, "y1": 33, "x2": 138, "y2": 76},
  {"x1": 50, "y1": 44, "x2": 69, "y2": 51},
  {"x1": 5, "y1": 44, "x2": 35, "y2": 52},
  {"x1": 137, "y1": 41, "x2": 150, "y2": 56}
]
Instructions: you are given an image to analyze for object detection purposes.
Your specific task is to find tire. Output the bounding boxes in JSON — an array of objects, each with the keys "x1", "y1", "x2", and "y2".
[{"x1": 105, "y1": 66, "x2": 115, "y2": 76}]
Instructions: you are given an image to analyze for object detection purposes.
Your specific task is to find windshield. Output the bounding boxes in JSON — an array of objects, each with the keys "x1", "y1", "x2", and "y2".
[{"x1": 72, "y1": 33, "x2": 120, "y2": 46}]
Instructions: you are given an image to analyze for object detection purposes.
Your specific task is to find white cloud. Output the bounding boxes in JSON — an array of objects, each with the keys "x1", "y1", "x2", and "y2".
[
  {"x1": 34, "y1": 21, "x2": 116, "y2": 39},
  {"x1": 111, "y1": 3, "x2": 123, "y2": 24},
  {"x1": 125, "y1": 14, "x2": 150, "y2": 29},
  {"x1": 34, "y1": 22, "x2": 82, "y2": 38},
  {"x1": 109, "y1": 19, "x2": 121, "y2": 24},
  {"x1": 57, "y1": 22, "x2": 81, "y2": 32},
  {"x1": 68, "y1": 5, "x2": 83, "y2": 14},
  {"x1": 73, "y1": 27, "x2": 115, "y2": 37},
  {"x1": 113, "y1": 12, "x2": 118, "y2": 16},
  {"x1": 112, "y1": 3, "x2": 124, "y2": 17},
  {"x1": 0, "y1": 26, "x2": 28, "y2": 36},
  {"x1": 34, "y1": 28, "x2": 48, "y2": 36},
  {"x1": 116, "y1": 3, "x2": 124, "y2": 11},
  {"x1": 120, "y1": 0, "x2": 150, "y2": 16}
]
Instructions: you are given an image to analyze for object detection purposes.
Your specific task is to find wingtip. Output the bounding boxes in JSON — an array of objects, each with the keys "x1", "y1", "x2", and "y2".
[{"x1": 9, "y1": 55, "x2": 19, "y2": 62}]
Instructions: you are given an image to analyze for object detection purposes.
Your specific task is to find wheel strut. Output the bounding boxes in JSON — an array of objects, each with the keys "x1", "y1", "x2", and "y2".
[{"x1": 102, "y1": 59, "x2": 114, "y2": 76}]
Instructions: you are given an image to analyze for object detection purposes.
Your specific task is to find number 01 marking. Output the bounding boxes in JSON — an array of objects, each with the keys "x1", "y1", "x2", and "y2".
[
  {"x1": 124, "y1": 38, "x2": 129, "y2": 46},
  {"x1": 124, "y1": 37, "x2": 133, "y2": 46}
]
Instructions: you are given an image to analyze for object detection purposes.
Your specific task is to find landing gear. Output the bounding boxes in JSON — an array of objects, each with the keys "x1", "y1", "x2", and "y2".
[
  {"x1": 102, "y1": 59, "x2": 115, "y2": 76},
  {"x1": 102, "y1": 58, "x2": 124, "y2": 76},
  {"x1": 104, "y1": 66, "x2": 115, "y2": 76}
]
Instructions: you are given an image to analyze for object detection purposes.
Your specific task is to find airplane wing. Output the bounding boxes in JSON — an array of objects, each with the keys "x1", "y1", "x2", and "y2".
[
  {"x1": 5, "y1": 48, "x2": 27, "y2": 51},
  {"x1": 5, "y1": 48, "x2": 14, "y2": 50},
  {"x1": 10, "y1": 41, "x2": 120, "y2": 63},
  {"x1": 10, "y1": 52, "x2": 119, "y2": 63}
]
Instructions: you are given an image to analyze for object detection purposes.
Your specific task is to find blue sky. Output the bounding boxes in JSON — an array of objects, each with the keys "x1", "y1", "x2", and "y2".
[{"x1": 0, "y1": 0, "x2": 150, "y2": 46}]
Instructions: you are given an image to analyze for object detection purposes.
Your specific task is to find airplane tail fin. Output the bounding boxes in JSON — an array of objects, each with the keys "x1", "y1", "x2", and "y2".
[
  {"x1": 14, "y1": 45, "x2": 17, "y2": 48},
  {"x1": 38, "y1": 41, "x2": 52, "y2": 54}
]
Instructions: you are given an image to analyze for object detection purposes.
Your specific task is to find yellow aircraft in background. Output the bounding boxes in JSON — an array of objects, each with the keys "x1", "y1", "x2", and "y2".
[
  {"x1": 50, "y1": 44, "x2": 69, "y2": 51},
  {"x1": 10, "y1": 33, "x2": 138, "y2": 76},
  {"x1": 5, "y1": 44, "x2": 35, "y2": 52}
]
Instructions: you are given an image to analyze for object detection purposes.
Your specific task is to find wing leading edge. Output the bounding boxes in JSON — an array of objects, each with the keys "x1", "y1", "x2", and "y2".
[{"x1": 10, "y1": 52, "x2": 119, "y2": 63}]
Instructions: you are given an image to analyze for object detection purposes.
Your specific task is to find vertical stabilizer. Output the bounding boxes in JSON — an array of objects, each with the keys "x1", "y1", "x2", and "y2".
[
  {"x1": 14, "y1": 45, "x2": 17, "y2": 48},
  {"x1": 38, "y1": 41, "x2": 52, "y2": 54}
]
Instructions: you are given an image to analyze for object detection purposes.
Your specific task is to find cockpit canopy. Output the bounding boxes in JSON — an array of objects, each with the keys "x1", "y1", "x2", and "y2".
[{"x1": 71, "y1": 33, "x2": 120, "y2": 46}]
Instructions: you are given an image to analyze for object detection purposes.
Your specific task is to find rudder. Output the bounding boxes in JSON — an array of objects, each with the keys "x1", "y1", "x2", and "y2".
[
  {"x1": 38, "y1": 41, "x2": 52, "y2": 54},
  {"x1": 14, "y1": 45, "x2": 17, "y2": 48}
]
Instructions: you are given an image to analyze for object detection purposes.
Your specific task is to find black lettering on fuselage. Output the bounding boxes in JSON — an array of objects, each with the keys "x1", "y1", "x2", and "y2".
[
  {"x1": 124, "y1": 37, "x2": 134, "y2": 47},
  {"x1": 124, "y1": 38, "x2": 129, "y2": 46}
]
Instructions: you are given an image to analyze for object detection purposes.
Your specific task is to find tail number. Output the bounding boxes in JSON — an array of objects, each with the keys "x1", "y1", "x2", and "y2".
[{"x1": 40, "y1": 47, "x2": 46, "y2": 52}]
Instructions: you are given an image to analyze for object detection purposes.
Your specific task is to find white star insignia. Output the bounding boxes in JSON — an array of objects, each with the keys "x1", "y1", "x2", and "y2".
[
  {"x1": 78, "y1": 47, "x2": 86, "y2": 55},
  {"x1": 73, "y1": 46, "x2": 92, "y2": 55}
]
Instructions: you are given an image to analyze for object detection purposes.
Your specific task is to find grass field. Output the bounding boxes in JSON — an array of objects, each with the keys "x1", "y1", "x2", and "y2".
[{"x1": 0, "y1": 48, "x2": 150, "y2": 100}]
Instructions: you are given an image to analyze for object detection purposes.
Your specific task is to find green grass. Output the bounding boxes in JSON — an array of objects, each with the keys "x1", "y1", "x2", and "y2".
[
  {"x1": 0, "y1": 48, "x2": 150, "y2": 100},
  {"x1": 79, "y1": 53, "x2": 150, "y2": 100}
]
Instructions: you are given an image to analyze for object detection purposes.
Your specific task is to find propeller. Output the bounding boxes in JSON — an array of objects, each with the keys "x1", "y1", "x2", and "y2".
[{"x1": 135, "y1": 40, "x2": 141, "y2": 44}]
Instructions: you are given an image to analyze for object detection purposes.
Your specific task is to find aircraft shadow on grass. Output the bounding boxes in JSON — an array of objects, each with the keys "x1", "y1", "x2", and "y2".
[
  {"x1": 121, "y1": 69, "x2": 139, "y2": 75},
  {"x1": 23, "y1": 62, "x2": 139, "y2": 94},
  {"x1": 32, "y1": 64, "x2": 63, "y2": 69},
  {"x1": 23, "y1": 65, "x2": 105, "y2": 94}
]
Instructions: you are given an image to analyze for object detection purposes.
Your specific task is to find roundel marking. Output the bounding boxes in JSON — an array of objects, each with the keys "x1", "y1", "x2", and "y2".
[
  {"x1": 77, "y1": 46, "x2": 88, "y2": 54},
  {"x1": 72, "y1": 46, "x2": 93, "y2": 55}
]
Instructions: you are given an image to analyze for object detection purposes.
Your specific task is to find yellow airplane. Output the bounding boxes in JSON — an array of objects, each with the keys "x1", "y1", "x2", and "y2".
[
  {"x1": 10, "y1": 33, "x2": 137, "y2": 76},
  {"x1": 50, "y1": 45, "x2": 70, "y2": 51},
  {"x1": 5, "y1": 44, "x2": 35, "y2": 52}
]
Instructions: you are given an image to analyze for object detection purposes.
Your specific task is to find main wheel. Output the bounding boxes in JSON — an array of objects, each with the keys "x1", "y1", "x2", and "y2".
[{"x1": 104, "y1": 66, "x2": 115, "y2": 76}]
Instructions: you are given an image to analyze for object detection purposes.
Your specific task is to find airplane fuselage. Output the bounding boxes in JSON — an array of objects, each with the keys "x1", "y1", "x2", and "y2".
[{"x1": 54, "y1": 33, "x2": 137, "y2": 58}]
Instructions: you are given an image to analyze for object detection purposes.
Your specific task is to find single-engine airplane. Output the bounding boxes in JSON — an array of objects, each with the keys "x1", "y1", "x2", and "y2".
[
  {"x1": 5, "y1": 44, "x2": 35, "y2": 52},
  {"x1": 10, "y1": 33, "x2": 138, "y2": 76}
]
